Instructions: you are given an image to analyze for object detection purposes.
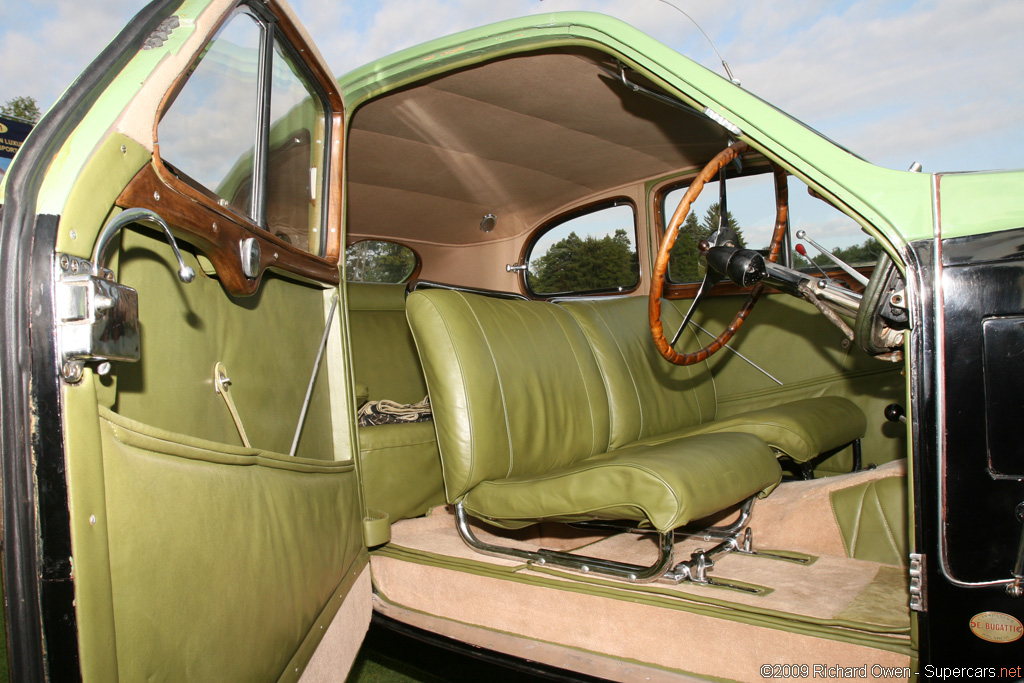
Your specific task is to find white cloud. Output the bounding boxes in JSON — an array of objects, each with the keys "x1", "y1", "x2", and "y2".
[
  {"x1": 2, "y1": 0, "x2": 1020, "y2": 174},
  {"x1": 1, "y1": 0, "x2": 142, "y2": 112}
]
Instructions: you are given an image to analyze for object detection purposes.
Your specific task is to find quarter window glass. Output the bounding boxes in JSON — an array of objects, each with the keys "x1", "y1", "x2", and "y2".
[
  {"x1": 526, "y1": 203, "x2": 638, "y2": 296},
  {"x1": 159, "y1": 11, "x2": 261, "y2": 218},
  {"x1": 346, "y1": 240, "x2": 417, "y2": 283},
  {"x1": 265, "y1": 39, "x2": 327, "y2": 255}
]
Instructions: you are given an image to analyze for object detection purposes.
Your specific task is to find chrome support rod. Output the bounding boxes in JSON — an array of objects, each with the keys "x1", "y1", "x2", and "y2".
[
  {"x1": 735, "y1": 528, "x2": 811, "y2": 564},
  {"x1": 289, "y1": 292, "x2": 339, "y2": 457},
  {"x1": 454, "y1": 503, "x2": 675, "y2": 583},
  {"x1": 688, "y1": 322, "x2": 783, "y2": 386}
]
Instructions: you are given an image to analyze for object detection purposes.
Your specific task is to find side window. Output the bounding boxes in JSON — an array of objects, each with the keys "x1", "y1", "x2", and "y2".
[
  {"x1": 159, "y1": 10, "x2": 261, "y2": 218},
  {"x1": 346, "y1": 240, "x2": 418, "y2": 283},
  {"x1": 787, "y1": 177, "x2": 880, "y2": 269},
  {"x1": 525, "y1": 202, "x2": 638, "y2": 297},
  {"x1": 265, "y1": 41, "x2": 327, "y2": 253},
  {"x1": 660, "y1": 172, "x2": 878, "y2": 283},
  {"x1": 158, "y1": 5, "x2": 329, "y2": 256}
]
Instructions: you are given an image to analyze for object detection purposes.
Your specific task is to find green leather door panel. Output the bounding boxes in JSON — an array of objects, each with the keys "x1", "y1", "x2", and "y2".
[
  {"x1": 97, "y1": 408, "x2": 364, "y2": 680},
  {"x1": 65, "y1": 232, "x2": 367, "y2": 679}
]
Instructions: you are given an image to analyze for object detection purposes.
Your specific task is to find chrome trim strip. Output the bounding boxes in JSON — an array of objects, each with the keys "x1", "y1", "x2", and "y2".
[
  {"x1": 289, "y1": 292, "x2": 339, "y2": 457},
  {"x1": 932, "y1": 174, "x2": 1013, "y2": 589}
]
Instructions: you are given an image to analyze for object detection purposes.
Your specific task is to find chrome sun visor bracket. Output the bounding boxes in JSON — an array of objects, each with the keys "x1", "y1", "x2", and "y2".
[{"x1": 55, "y1": 208, "x2": 194, "y2": 383}]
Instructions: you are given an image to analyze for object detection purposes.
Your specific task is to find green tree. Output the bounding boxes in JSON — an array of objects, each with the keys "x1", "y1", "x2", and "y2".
[
  {"x1": 699, "y1": 202, "x2": 746, "y2": 248},
  {"x1": 345, "y1": 240, "x2": 416, "y2": 283},
  {"x1": 1, "y1": 96, "x2": 41, "y2": 123},
  {"x1": 528, "y1": 229, "x2": 638, "y2": 294},
  {"x1": 793, "y1": 237, "x2": 880, "y2": 270},
  {"x1": 667, "y1": 203, "x2": 745, "y2": 283}
]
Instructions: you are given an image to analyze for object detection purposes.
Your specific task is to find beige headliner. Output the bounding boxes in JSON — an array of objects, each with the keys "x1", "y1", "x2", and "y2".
[{"x1": 346, "y1": 48, "x2": 730, "y2": 249}]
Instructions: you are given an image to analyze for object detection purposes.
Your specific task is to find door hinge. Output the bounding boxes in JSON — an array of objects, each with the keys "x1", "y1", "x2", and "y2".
[{"x1": 909, "y1": 553, "x2": 927, "y2": 612}]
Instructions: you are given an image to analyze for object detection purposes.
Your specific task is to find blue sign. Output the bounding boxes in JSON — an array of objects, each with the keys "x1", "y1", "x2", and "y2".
[{"x1": 0, "y1": 115, "x2": 35, "y2": 161}]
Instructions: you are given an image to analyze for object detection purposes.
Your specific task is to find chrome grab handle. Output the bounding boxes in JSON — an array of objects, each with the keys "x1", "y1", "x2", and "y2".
[
  {"x1": 92, "y1": 207, "x2": 194, "y2": 283},
  {"x1": 56, "y1": 208, "x2": 193, "y2": 382}
]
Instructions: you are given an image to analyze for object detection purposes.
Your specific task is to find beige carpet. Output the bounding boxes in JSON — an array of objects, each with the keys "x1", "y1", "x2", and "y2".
[{"x1": 372, "y1": 464, "x2": 913, "y2": 682}]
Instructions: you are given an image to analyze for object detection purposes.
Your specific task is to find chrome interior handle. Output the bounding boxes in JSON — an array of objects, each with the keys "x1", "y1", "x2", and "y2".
[{"x1": 92, "y1": 207, "x2": 195, "y2": 284}]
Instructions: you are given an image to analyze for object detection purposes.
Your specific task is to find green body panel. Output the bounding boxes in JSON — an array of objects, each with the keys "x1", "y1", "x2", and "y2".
[
  {"x1": 97, "y1": 408, "x2": 362, "y2": 680},
  {"x1": 831, "y1": 475, "x2": 909, "y2": 567},
  {"x1": 113, "y1": 229, "x2": 335, "y2": 460},
  {"x1": 938, "y1": 169, "x2": 1024, "y2": 239}
]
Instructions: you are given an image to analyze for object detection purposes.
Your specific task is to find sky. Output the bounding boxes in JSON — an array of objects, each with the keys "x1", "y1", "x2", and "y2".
[{"x1": 1, "y1": 1, "x2": 1022, "y2": 200}]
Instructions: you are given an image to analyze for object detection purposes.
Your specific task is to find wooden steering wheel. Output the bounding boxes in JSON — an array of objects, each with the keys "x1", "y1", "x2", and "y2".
[{"x1": 649, "y1": 143, "x2": 789, "y2": 365}]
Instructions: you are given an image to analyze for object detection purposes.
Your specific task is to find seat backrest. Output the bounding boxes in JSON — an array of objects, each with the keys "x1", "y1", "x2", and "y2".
[
  {"x1": 406, "y1": 290, "x2": 610, "y2": 500},
  {"x1": 560, "y1": 296, "x2": 717, "y2": 449},
  {"x1": 347, "y1": 282, "x2": 428, "y2": 405}
]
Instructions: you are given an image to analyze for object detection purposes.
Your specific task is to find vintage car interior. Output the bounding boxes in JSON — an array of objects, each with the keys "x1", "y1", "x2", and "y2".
[
  {"x1": 338, "y1": 44, "x2": 911, "y2": 678},
  {"x1": 2, "y1": 2, "x2": 919, "y2": 680}
]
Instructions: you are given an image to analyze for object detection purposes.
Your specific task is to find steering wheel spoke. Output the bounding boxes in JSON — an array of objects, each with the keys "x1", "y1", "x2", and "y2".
[
  {"x1": 670, "y1": 269, "x2": 717, "y2": 347},
  {"x1": 650, "y1": 143, "x2": 789, "y2": 365}
]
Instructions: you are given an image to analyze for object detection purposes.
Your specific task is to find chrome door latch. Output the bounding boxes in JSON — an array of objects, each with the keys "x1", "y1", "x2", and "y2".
[
  {"x1": 55, "y1": 254, "x2": 140, "y2": 383},
  {"x1": 55, "y1": 208, "x2": 194, "y2": 383}
]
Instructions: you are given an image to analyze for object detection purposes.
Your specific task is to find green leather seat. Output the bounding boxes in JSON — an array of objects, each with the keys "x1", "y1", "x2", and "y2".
[
  {"x1": 348, "y1": 282, "x2": 445, "y2": 522},
  {"x1": 560, "y1": 297, "x2": 866, "y2": 464},
  {"x1": 407, "y1": 289, "x2": 781, "y2": 534}
]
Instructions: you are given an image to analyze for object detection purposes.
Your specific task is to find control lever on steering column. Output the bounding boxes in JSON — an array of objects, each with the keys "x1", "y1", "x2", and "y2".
[{"x1": 795, "y1": 230, "x2": 869, "y2": 287}]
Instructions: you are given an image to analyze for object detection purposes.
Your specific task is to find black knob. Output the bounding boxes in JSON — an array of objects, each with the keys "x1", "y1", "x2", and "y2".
[{"x1": 884, "y1": 404, "x2": 906, "y2": 424}]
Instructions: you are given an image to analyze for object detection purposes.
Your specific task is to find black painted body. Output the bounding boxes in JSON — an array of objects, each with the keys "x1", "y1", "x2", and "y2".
[{"x1": 911, "y1": 226, "x2": 1024, "y2": 668}]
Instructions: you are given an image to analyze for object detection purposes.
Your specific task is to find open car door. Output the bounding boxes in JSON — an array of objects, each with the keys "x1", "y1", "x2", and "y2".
[{"x1": 0, "y1": 1, "x2": 369, "y2": 679}]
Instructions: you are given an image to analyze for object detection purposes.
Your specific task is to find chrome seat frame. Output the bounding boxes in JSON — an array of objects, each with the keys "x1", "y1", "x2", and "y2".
[{"x1": 454, "y1": 496, "x2": 777, "y2": 586}]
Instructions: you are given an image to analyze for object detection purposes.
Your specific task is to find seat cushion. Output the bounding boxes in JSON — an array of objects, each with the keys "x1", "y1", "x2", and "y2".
[
  {"x1": 463, "y1": 432, "x2": 781, "y2": 533},
  {"x1": 635, "y1": 396, "x2": 866, "y2": 463}
]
